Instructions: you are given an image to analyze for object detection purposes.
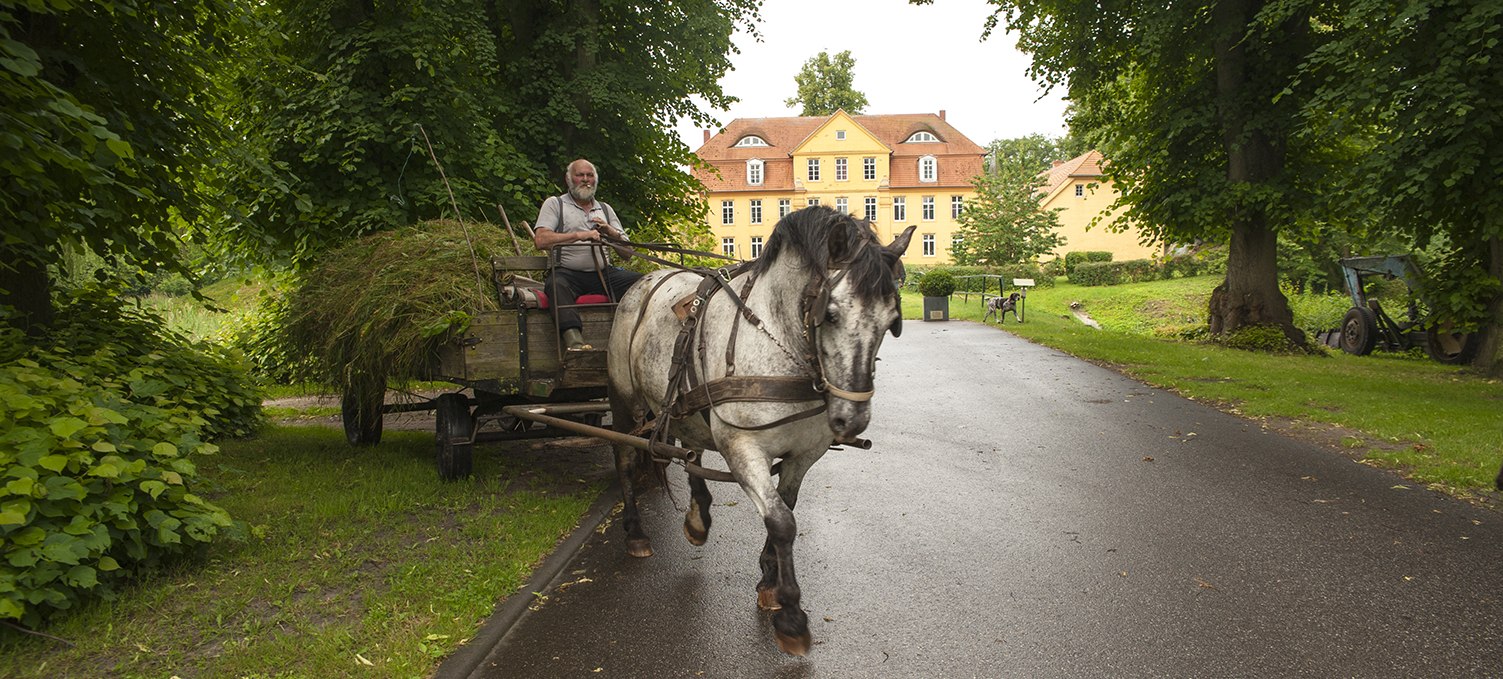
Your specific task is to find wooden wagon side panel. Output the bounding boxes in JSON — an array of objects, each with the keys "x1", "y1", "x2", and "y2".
[{"x1": 436, "y1": 306, "x2": 616, "y2": 393}]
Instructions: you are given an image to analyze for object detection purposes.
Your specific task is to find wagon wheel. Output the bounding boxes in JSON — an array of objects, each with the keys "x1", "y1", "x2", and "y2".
[
  {"x1": 340, "y1": 379, "x2": 385, "y2": 447},
  {"x1": 1424, "y1": 325, "x2": 1478, "y2": 365},
  {"x1": 1339, "y1": 306, "x2": 1378, "y2": 356},
  {"x1": 435, "y1": 393, "x2": 475, "y2": 481}
]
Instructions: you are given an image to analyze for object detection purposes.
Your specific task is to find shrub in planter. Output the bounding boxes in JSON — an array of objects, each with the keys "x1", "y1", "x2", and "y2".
[
  {"x1": 0, "y1": 291, "x2": 259, "y2": 626},
  {"x1": 918, "y1": 269, "x2": 957, "y2": 298}
]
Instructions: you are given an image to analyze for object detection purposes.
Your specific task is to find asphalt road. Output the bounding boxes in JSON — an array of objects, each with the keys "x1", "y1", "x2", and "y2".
[{"x1": 451, "y1": 320, "x2": 1503, "y2": 678}]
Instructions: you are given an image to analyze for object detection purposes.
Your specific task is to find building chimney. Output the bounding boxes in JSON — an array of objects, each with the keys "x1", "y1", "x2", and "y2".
[
  {"x1": 703, "y1": 130, "x2": 711, "y2": 144},
  {"x1": 938, "y1": 109, "x2": 946, "y2": 121}
]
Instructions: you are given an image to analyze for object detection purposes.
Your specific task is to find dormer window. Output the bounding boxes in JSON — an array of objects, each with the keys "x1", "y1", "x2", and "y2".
[
  {"x1": 747, "y1": 159, "x2": 764, "y2": 186},
  {"x1": 905, "y1": 131, "x2": 940, "y2": 143},
  {"x1": 919, "y1": 155, "x2": 937, "y2": 182},
  {"x1": 734, "y1": 135, "x2": 769, "y2": 147}
]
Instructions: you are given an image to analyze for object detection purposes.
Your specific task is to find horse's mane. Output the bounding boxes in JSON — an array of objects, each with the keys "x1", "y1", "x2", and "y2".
[{"x1": 748, "y1": 206, "x2": 898, "y2": 304}]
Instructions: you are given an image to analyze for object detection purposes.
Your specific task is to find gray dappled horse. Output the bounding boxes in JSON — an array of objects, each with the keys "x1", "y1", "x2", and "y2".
[{"x1": 607, "y1": 207, "x2": 914, "y2": 655}]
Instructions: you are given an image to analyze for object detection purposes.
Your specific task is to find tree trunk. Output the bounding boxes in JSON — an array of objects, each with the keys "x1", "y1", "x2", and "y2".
[
  {"x1": 0, "y1": 246, "x2": 54, "y2": 338},
  {"x1": 1208, "y1": 0, "x2": 1307, "y2": 348},
  {"x1": 1474, "y1": 234, "x2": 1503, "y2": 376}
]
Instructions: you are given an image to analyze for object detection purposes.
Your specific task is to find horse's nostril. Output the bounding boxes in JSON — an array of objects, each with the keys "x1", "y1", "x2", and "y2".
[{"x1": 830, "y1": 417, "x2": 847, "y2": 431}]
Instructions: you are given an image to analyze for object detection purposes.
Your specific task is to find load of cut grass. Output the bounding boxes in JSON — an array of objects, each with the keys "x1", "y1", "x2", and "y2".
[{"x1": 283, "y1": 219, "x2": 539, "y2": 389}]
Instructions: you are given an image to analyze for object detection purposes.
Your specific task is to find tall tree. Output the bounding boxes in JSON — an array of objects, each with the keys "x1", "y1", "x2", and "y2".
[
  {"x1": 1300, "y1": 0, "x2": 1503, "y2": 374},
  {"x1": 784, "y1": 50, "x2": 869, "y2": 116},
  {"x1": 948, "y1": 0, "x2": 1346, "y2": 347},
  {"x1": 0, "y1": 0, "x2": 237, "y2": 333},
  {"x1": 950, "y1": 160, "x2": 1064, "y2": 266},
  {"x1": 220, "y1": 0, "x2": 761, "y2": 265},
  {"x1": 986, "y1": 133, "x2": 1088, "y2": 175}
]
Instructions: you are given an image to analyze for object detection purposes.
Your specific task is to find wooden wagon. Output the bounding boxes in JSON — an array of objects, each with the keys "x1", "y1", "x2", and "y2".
[{"x1": 339, "y1": 246, "x2": 625, "y2": 480}]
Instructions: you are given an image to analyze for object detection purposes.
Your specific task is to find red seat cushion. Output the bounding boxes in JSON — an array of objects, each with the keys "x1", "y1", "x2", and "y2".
[{"x1": 534, "y1": 291, "x2": 611, "y2": 309}]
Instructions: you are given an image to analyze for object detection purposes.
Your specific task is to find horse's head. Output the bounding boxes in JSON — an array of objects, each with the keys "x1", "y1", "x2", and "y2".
[{"x1": 810, "y1": 223, "x2": 916, "y2": 442}]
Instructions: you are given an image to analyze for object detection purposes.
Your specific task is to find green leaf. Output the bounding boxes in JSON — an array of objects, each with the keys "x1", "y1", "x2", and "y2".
[
  {"x1": 152, "y1": 442, "x2": 179, "y2": 458},
  {"x1": 65, "y1": 565, "x2": 98, "y2": 589},
  {"x1": 0, "y1": 499, "x2": 30, "y2": 525},
  {"x1": 91, "y1": 441, "x2": 118, "y2": 453},
  {"x1": 87, "y1": 462, "x2": 120, "y2": 479},
  {"x1": 98, "y1": 556, "x2": 120, "y2": 572},
  {"x1": 5, "y1": 477, "x2": 36, "y2": 497},
  {"x1": 139, "y1": 480, "x2": 168, "y2": 499},
  {"x1": 38, "y1": 455, "x2": 69, "y2": 473},
  {"x1": 49, "y1": 417, "x2": 89, "y2": 439}
]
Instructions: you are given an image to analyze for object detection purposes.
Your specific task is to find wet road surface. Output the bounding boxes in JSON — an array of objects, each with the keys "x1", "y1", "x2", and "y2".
[{"x1": 453, "y1": 320, "x2": 1503, "y2": 677}]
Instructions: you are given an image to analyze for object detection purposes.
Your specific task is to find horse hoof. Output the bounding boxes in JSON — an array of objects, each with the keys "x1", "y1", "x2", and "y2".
[
  {"x1": 774, "y1": 629, "x2": 812, "y2": 656},
  {"x1": 757, "y1": 586, "x2": 781, "y2": 611},
  {"x1": 626, "y1": 538, "x2": 653, "y2": 558},
  {"x1": 683, "y1": 522, "x2": 708, "y2": 546}
]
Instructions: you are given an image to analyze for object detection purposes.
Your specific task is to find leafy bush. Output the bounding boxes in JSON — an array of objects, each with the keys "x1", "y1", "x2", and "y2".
[
  {"x1": 1064, "y1": 251, "x2": 1113, "y2": 274},
  {"x1": 1214, "y1": 324, "x2": 1300, "y2": 353},
  {"x1": 1284, "y1": 282, "x2": 1352, "y2": 338},
  {"x1": 224, "y1": 282, "x2": 317, "y2": 384},
  {"x1": 905, "y1": 264, "x2": 1056, "y2": 292},
  {"x1": 0, "y1": 292, "x2": 260, "y2": 626},
  {"x1": 1072, "y1": 259, "x2": 1161, "y2": 286},
  {"x1": 1162, "y1": 245, "x2": 1228, "y2": 279},
  {"x1": 918, "y1": 269, "x2": 957, "y2": 297}
]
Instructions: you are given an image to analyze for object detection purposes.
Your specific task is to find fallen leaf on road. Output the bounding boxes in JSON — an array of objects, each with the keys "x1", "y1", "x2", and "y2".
[
  {"x1": 1142, "y1": 456, "x2": 1154, "y2": 462},
  {"x1": 1194, "y1": 578, "x2": 1216, "y2": 590}
]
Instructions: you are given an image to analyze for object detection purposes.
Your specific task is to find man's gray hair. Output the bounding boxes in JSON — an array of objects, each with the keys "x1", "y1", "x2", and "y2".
[{"x1": 565, "y1": 159, "x2": 599, "y2": 187}]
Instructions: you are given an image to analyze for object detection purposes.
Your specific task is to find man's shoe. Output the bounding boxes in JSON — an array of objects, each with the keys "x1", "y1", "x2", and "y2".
[{"x1": 562, "y1": 328, "x2": 591, "y2": 351}]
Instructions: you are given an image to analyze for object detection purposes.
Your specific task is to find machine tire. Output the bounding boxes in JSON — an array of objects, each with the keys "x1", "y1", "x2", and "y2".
[
  {"x1": 1424, "y1": 326, "x2": 1478, "y2": 364},
  {"x1": 341, "y1": 382, "x2": 385, "y2": 446},
  {"x1": 1339, "y1": 307, "x2": 1378, "y2": 356},
  {"x1": 435, "y1": 393, "x2": 475, "y2": 481}
]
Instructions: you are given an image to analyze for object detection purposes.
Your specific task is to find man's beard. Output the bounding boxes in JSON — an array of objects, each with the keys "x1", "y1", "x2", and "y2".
[{"x1": 568, "y1": 183, "x2": 596, "y2": 202}]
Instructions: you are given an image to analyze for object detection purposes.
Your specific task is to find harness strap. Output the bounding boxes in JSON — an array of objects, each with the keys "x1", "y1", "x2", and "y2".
[{"x1": 673, "y1": 376, "x2": 824, "y2": 421}]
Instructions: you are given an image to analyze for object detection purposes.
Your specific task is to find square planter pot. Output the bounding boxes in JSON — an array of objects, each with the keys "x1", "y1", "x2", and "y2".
[{"x1": 922, "y1": 295, "x2": 950, "y2": 321}]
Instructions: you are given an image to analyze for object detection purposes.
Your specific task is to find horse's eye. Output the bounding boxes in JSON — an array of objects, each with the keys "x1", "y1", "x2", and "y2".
[{"x1": 825, "y1": 310, "x2": 838, "y2": 325}]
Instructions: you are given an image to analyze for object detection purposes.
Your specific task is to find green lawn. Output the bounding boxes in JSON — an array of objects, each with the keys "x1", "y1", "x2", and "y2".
[
  {"x1": 0, "y1": 427, "x2": 605, "y2": 678},
  {"x1": 908, "y1": 276, "x2": 1503, "y2": 496}
]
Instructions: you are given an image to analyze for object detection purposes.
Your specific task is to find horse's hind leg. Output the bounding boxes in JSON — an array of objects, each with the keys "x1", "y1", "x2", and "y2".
[
  {"x1": 610, "y1": 401, "x2": 653, "y2": 558},
  {"x1": 683, "y1": 473, "x2": 713, "y2": 545}
]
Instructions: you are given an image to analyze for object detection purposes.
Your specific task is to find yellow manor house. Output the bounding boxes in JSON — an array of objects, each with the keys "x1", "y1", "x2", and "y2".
[{"x1": 692, "y1": 110, "x2": 985, "y2": 265}]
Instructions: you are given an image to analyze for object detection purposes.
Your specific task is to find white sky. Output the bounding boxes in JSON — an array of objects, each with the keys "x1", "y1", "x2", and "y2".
[{"x1": 674, "y1": 0, "x2": 1070, "y2": 152}]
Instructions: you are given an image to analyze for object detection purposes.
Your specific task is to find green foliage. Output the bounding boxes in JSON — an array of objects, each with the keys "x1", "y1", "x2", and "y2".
[
  {"x1": 0, "y1": 292, "x2": 260, "y2": 626},
  {"x1": 0, "y1": 0, "x2": 240, "y2": 320},
  {"x1": 985, "y1": 133, "x2": 1089, "y2": 175},
  {"x1": 1162, "y1": 245, "x2": 1228, "y2": 279},
  {"x1": 784, "y1": 50, "x2": 869, "y2": 116},
  {"x1": 951, "y1": 162, "x2": 1065, "y2": 266},
  {"x1": 281, "y1": 220, "x2": 521, "y2": 389},
  {"x1": 219, "y1": 0, "x2": 760, "y2": 267},
  {"x1": 907, "y1": 264, "x2": 1056, "y2": 292},
  {"x1": 1283, "y1": 283, "x2": 1351, "y2": 338},
  {"x1": 1071, "y1": 259, "x2": 1159, "y2": 286},
  {"x1": 1214, "y1": 323, "x2": 1301, "y2": 353},
  {"x1": 1064, "y1": 251, "x2": 1112, "y2": 274},
  {"x1": 918, "y1": 269, "x2": 957, "y2": 298}
]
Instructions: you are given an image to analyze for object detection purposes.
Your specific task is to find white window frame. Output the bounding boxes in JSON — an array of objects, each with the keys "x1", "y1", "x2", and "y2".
[
  {"x1": 807, "y1": 158, "x2": 820, "y2": 181},
  {"x1": 835, "y1": 157, "x2": 848, "y2": 181},
  {"x1": 807, "y1": 197, "x2": 820, "y2": 207},
  {"x1": 893, "y1": 196, "x2": 906, "y2": 222},
  {"x1": 735, "y1": 135, "x2": 769, "y2": 147},
  {"x1": 721, "y1": 200, "x2": 734, "y2": 225},
  {"x1": 863, "y1": 157, "x2": 876, "y2": 180},
  {"x1": 906, "y1": 131, "x2": 939, "y2": 143},
  {"x1": 747, "y1": 159, "x2": 764, "y2": 186},
  {"x1": 864, "y1": 196, "x2": 878, "y2": 222},
  {"x1": 919, "y1": 156, "x2": 937, "y2": 183},
  {"x1": 721, "y1": 237, "x2": 736, "y2": 257},
  {"x1": 951, "y1": 195, "x2": 964, "y2": 219},
  {"x1": 778, "y1": 199, "x2": 791, "y2": 218},
  {"x1": 922, "y1": 196, "x2": 935, "y2": 221},
  {"x1": 1075, "y1": 184, "x2": 1085, "y2": 197},
  {"x1": 922, "y1": 234, "x2": 936, "y2": 257},
  {"x1": 750, "y1": 236, "x2": 764, "y2": 258},
  {"x1": 836, "y1": 197, "x2": 848, "y2": 214},
  {"x1": 750, "y1": 199, "x2": 763, "y2": 225}
]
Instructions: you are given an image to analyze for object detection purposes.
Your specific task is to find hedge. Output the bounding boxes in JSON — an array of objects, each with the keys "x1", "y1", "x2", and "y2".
[
  {"x1": 1071, "y1": 259, "x2": 1162, "y2": 286},
  {"x1": 1064, "y1": 251, "x2": 1113, "y2": 274},
  {"x1": 1, "y1": 291, "x2": 261, "y2": 626},
  {"x1": 906, "y1": 264, "x2": 1056, "y2": 293}
]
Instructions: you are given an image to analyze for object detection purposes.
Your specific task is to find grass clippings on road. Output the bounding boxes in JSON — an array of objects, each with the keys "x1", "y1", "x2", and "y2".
[
  {"x1": 909, "y1": 276, "x2": 1503, "y2": 498},
  {"x1": 0, "y1": 425, "x2": 610, "y2": 678}
]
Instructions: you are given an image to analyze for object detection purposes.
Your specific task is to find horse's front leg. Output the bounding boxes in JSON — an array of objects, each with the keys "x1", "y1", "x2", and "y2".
[
  {"x1": 739, "y1": 452, "x2": 820, "y2": 656},
  {"x1": 683, "y1": 473, "x2": 712, "y2": 545}
]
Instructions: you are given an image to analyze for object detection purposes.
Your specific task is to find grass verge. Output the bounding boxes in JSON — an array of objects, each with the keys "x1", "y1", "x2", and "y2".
[
  {"x1": 908, "y1": 277, "x2": 1503, "y2": 497},
  {"x1": 0, "y1": 426, "x2": 605, "y2": 678}
]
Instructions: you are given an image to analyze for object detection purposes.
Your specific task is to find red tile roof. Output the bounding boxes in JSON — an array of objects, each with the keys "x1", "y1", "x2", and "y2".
[
  {"x1": 1040, "y1": 150, "x2": 1105, "y2": 196},
  {"x1": 693, "y1": 112, "x2": 986, "y2": 192}
]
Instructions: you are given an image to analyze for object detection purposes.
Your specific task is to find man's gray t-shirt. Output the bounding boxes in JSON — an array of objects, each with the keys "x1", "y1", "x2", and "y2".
[{"x1": 534, "y1": 194, "x2": 623, "y2": 272}]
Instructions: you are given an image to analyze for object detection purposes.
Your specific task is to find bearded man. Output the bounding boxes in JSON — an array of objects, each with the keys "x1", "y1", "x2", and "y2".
[{"x1": 532, "y1": 158, "x2": 643, "y2": 350}]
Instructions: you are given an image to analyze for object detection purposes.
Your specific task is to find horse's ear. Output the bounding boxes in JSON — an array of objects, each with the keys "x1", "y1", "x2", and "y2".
[{"x1": 887, "y1": 225, "x2": 918, "y2": 257}]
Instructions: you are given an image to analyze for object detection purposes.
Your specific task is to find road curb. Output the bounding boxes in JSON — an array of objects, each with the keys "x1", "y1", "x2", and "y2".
[{"x1": 434, "y1": 484, "x2": 619, "y2": 679}]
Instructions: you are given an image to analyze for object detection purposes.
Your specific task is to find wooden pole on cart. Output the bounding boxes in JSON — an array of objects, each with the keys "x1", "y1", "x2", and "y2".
[{"x1": 495, "y1": 203, "x2": 527, "y2": 256}]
